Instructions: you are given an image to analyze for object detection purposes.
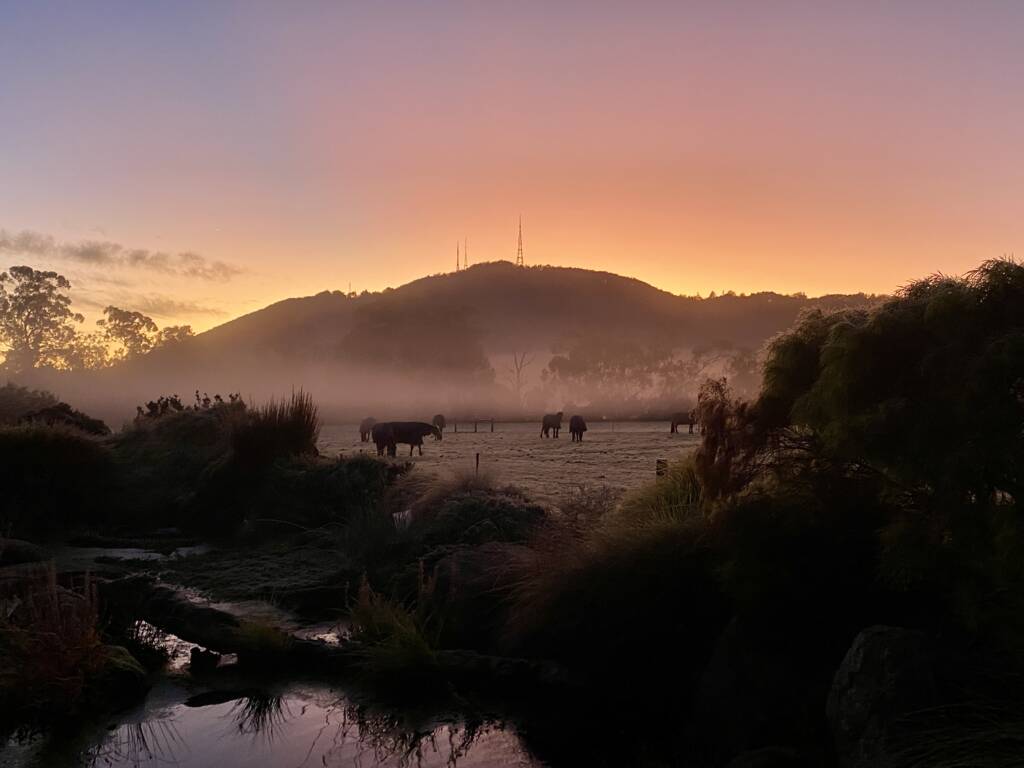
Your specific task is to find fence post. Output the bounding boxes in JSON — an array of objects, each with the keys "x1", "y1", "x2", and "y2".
[
  {"x1": 490, "y1": 419, "x2": 494, "y2": 432},
  {"x1": 474, "y1": 421, "x2": 478, "y2": 433},
  {"x1": 475, "y1": 452, "x2": 480, "y2": 476}
]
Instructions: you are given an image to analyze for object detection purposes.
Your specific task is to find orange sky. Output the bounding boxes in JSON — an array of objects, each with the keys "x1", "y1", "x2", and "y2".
[{"x1": 2, "y1": 2, "x2": 1022, "y2": 331}]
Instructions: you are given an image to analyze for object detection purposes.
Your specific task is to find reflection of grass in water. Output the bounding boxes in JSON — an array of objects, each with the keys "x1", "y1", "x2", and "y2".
[
  {"x1": 88, "y1": 719, "x2": 187, "y2": 767},
  {"x1": 313, "y1": 701, "x2": 484, "y2": 768},
  {"x1": 227, "y1": 692, "x2": 292, "y2": 745}
]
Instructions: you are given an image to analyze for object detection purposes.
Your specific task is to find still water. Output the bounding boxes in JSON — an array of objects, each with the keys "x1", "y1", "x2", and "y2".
[{"x1": 3, "y1": 678, "x2": 541, "y2": 768}]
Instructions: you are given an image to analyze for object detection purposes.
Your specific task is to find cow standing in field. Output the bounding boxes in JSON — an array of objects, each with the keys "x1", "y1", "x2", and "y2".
[
  {"x1": 432, "y1": 414, "x2": 447, "y2": 435},
  {"x1": 569, "y1": 415, "x2": 588, "y2": 442},
  {"x1": 371, "y1": 422, "x2": 396, "y2": 457},
  {"x1": 389, "y1": 421, "x2": 443, "y2": 456},
  {"x1": 541, "y1": 411, "x2": 563, "y2": 438},
  {"x1": 359, "y1": 417, "x2": 377, "y2": 442},
  {"x1": 670, "y1": 412, "x2": 689, "y2": 434}
]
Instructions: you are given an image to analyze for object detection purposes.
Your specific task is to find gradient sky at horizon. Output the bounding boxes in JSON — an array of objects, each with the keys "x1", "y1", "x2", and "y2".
[{"x1": 2, "y1": 1, "x2": 1023, "y2": 331}]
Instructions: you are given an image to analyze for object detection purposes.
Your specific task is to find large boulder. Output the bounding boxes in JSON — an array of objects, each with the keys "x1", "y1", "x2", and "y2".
[
  {"x1": 826, "y1": 626, "x2": 939, "y2": 768},
  {"x1": 689, "y1": 616, "x2": 846, "y2": 765}
]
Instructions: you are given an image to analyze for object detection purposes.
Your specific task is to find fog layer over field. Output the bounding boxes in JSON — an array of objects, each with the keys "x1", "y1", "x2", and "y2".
[{"x1": 7, "y1": 262, "x2": 880, "y2": 425}]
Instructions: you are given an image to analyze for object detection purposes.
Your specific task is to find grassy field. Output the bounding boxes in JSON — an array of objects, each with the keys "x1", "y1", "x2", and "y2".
[{"x1": 320, "y1": 420, "x2": 701, "y2": 506}]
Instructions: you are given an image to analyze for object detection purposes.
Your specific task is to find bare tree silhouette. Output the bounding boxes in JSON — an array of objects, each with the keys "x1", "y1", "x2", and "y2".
[{"x1": 508, "y1": 351, "x2": 535, "y2": 405}]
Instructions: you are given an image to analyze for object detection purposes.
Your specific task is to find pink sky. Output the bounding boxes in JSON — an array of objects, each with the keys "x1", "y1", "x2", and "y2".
[{"x1": 1, "y1": 2, "x2": 1022, "y2": 330}]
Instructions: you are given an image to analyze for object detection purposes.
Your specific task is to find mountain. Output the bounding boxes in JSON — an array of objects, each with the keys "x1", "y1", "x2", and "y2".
[
  {"x1": 175, "y1": 260, "x2": 873, "y2": 358},
  {"x1": 33, "y1": 261, "x2": 880, "y2": 422}
]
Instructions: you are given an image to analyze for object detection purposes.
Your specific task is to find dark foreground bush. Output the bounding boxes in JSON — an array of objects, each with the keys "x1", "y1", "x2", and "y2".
[
  {"x1": 20, "y1": 401, "x2": 110, "y2": 435},
  {"x1": 501, "y1": 460, "x2": 729, "y2": 694},
  {"x1": 0, "y1": 381, "x2": 57, "y2": 426},
  {"x1": 110, "y1": 391, "x2": 344, "y2": 535},
  {"x1": 0, "y1": 425, "x2": 117, "y2": 537}
]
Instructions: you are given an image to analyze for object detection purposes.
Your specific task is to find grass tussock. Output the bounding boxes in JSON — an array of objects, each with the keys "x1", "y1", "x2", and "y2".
[
  {"x1": 230, "y1": 389, "x2": 320, "y2": 468},
  {"x1": 0, "y1": 565, "x2": 108, "y2": 715},
  {"x1": 348, "y1": 577, "x2": 440, "y2": 683}
]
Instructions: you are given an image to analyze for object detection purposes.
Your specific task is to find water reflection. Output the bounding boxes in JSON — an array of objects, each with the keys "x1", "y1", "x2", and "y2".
[
  {"x1": 227, "y1": 692, "x2": 292, "y2": 744},
  {"x1": 74, "y1": 683, "x2": 537, "y2": 768},
  {"x1": 89, "y1": 720, "x2": 187, "y2": 767}
]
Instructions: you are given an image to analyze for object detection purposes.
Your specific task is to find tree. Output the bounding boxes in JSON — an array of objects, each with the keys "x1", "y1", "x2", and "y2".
[
  {"x1": 154, "y1": 324, "x2": 194, "y2": 347},
  {"x1": 507, "y1": 351, "x2": 535, "y2": 405},
  {"x1": 98, "y1": 305, "x2": 158, "y2": 359},
  {"x1": 63, "y1": 330, "x2": 111, "y2": 370},
  {"x1": 0, "y1": 266, "x2": 84, "y2": 373},
  {"x1": 747, "y1": 259, "x2": 1024, "y2": 505}
]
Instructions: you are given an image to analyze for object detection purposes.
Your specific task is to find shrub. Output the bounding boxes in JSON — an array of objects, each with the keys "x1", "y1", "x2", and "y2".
[
  {"x1": 502, "y1": 459, "x2": 728, "y2": 698},
  {"x1": 0, "y1": 381, "x2": 57, "y2": 426},
  {"x1": 20, "y1": 401, "x2": 110, "y2": 435},
  {"x1": 0, "y1": 425, "x2": 116, "y2": 537}
]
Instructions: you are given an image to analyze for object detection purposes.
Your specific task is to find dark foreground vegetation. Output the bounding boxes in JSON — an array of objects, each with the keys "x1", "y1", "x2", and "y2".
[{"x1": 3, "y1": 259, "x2": 1024, "y2": 767}]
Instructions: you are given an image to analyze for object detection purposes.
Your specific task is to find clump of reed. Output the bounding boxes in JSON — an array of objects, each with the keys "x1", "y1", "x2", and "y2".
[
  {"x1": 230, "y1": 389, "x2": 320, "y2": 468},
  {"x1": 0, "y1": 564, "x2": 106, "y2": 713}
]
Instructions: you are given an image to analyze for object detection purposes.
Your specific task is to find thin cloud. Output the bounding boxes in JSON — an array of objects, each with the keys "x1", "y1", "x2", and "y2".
[
  {"x1": 0, "y1": 228, "x2": 241, "y2": 282},
  {"x1": 74, "y1": 292, "x2": 227, "y2": 319}
]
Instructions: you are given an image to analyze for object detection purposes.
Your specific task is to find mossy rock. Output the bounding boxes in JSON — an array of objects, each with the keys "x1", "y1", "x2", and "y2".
[{"x1": 91, "y1": 645, "x2": 149, "y2": 709}]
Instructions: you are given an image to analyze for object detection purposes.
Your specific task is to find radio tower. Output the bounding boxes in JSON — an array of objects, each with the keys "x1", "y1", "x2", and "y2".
[
  {"x1": 463, "y1": 238, "x2": 468, "y2": 270},
  {"x1": 455, "y1": 242, "x2": 460, "y2": 272},
  {"x1": 515, "y1": 216, "x2": 525, "y2": 267}
]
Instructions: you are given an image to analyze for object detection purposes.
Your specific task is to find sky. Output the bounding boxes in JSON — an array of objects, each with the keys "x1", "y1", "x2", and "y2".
[{"x1": 1, "y1": 1, "x2": 1023, "y2": 332}]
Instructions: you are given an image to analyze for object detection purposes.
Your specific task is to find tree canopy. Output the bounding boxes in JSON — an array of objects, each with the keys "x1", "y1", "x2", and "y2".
[
  {"x1": 0, "y1": 266, "x2": 84, "y2": 372},
  {"x1": 0, "y1": 265, "x2": 196, "y2": 372},
  {"x1": 739, "y1": 258, "x2": 1024, "y2": 505}
]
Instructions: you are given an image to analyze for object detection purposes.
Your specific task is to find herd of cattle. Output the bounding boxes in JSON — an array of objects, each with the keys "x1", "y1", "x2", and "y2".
[{"x1": 358, "y1": 410, "x2": 699, "y2": 457}]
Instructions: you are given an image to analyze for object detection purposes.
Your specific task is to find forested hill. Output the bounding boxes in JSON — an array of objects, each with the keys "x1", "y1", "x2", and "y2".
[
  {"x1": 35, "y1": 261, "x2": 879, "y2": 421},
  {"x1": 158, "y1": 260, "x2": 877, "y2": 367}
]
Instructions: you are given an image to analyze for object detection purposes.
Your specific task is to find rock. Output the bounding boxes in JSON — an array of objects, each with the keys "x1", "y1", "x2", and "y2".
[
  {"x1": 0, "y1": 538, "x2": 47, "y2": 567},
  {"x1": 189, "y1": 647, "x2": 221, "y2": 674},
  {"x1": 826, "y1": 625, "x2": 938, "y2": 768},
  {"x1": 689, "y1": 616, "x2": 842, "y2": 764},
  {"x1": 92, "y1": 645, "x2": 149, "y2": 708},
  {"x1": 727, "y1": 747, "x2": 808, "y2": 768}
]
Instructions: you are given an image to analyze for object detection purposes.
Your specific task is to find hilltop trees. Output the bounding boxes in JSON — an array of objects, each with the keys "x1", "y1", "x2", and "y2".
[
  {"x1": 98, "y1": 306, "x2": 159, "y2": 358},
  {"x1": 0, "y1": 266, "x2": 84, "y2": 373},
  {"x1": 0, "y1": 265, "x2": 196, "y2": 373},
  {"x1": 96, "y1": 307, "x2": 194, "y2": 361}
]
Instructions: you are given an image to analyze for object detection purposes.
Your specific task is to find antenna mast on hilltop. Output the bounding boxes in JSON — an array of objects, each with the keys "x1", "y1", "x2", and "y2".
[
  {"x1": 456, "y1": 242, "x2": 460, "y2": 272},
  {"x1": 516, "y1": 216, "x2": 525, "y2": 267},
  {"x1": 463, "y1": 238, "x2": 468, "y2": 270}
]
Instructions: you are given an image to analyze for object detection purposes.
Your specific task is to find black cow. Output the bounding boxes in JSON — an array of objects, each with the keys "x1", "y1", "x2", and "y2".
[
  {"x1": 371, "y1": 422, "x2": 396, "y2": 457},
  {"x1": 569, "y1": 415, "x2": 587, "y2": 442},
  {"x1": 667, "y1": 411, "x2": 692, "y2": 436},
  {"x1": 388, "y1": 421, "x2": 443, "y2": 456},
  {"x1": 541, "y1": 411, "x2": 563, "y2": 438},
  {"x1": 359, "y1": 417, "x2": 377, "y2": 442}
]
